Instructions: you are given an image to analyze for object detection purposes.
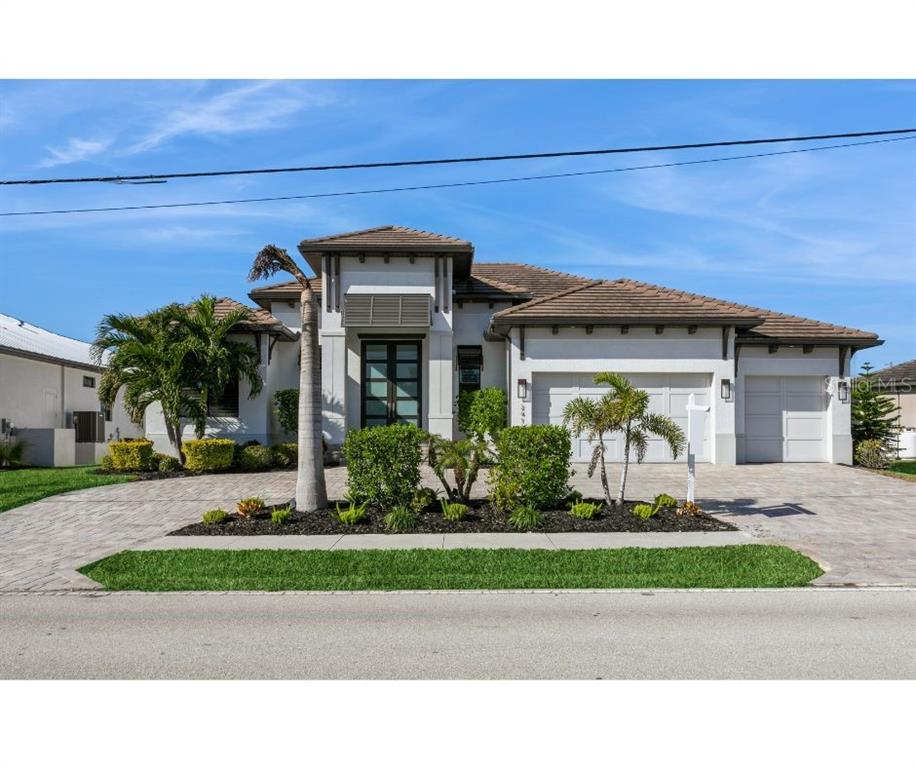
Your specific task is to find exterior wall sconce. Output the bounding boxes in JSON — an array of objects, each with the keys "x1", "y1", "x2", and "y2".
[
  {"x1": 720, "y1": 378, "x2": 732, "y2": 400},
  {"x1": 517, "y1": 378, "x2": 528, "y2": 400},
  {"x1": 837, "y1": 379, "x2": 849, "y2": 403}
]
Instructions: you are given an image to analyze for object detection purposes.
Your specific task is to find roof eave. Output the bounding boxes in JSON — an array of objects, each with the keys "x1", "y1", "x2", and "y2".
[
  {"x1": 491, "y1": 316, "x2": 762, "y2": 331},
  {"x1": 736, "y1": 336, "x2": 883, "y2": 350}
]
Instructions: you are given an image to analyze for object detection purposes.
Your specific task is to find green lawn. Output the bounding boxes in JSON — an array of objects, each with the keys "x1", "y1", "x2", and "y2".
[
  {"x1": 886, "y1": 460, "x2": 916, "y2": 479},
  {"x1": 79, "y1": 544, "x2": 823, "y2": 591},
  {"x1": 0, "y1": 466, "x2": 135, "y2": 512}
]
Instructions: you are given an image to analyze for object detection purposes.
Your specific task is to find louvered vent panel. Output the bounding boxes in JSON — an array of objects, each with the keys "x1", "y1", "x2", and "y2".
[{"x1": 343, "y1": 295, "x2": 431, "y2": 327}]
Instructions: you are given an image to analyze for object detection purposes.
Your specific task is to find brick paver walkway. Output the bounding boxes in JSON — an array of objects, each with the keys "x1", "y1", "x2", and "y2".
[{"x1": 0, "y1": 463, "x2": 912, "y2": 589}]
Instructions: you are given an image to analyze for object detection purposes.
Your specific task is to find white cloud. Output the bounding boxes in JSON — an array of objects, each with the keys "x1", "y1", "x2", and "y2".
[
  {"x1": 38, "y1": 137, "x2": 112, "y2": 168},
  {"x1": 125, "y1": 81, "x2": 333, "y2": 153}
]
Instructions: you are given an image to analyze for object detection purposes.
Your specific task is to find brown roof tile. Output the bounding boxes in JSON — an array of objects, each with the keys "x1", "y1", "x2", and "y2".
[
  {"x1": 870, "y1": 359, "x2": 916, "y2": 380},
  {"x1": 298, "y1": 225, "x2": 472, "y2": 252},
  {"x1": 491, "y1": 278, "x2": 763, "y2": 326},
  {"x1": 213, "y1": 297, "x2": 297, "y2": 339},
  {"x1": 470, "y1": 262, "x2": 591, "y2": 299}
]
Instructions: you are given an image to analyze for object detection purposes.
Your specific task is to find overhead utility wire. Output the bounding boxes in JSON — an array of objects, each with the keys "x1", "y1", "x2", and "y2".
[
  {"x1": 1, "y1": 128, "x2": 914, "y2": 187},
  {"x1": 1, "y1": 136, "x2": 913, "y2": 218}
]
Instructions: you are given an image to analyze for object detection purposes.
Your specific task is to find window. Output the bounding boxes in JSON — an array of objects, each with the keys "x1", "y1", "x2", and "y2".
[
  {"x1": 457, "y1": 346, "x2": 483, "y2": 394},
  {"x1": 82, "y1": 375, "x2": 96, "y2": 388},
  {"x1": 207, "y1": 378, "x2": 239, "y2": 418}
]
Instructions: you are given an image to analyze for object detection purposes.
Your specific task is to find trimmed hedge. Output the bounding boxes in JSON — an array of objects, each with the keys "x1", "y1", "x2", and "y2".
[
  {"x1": 271, "y1": 442, "x2": 297, "y2": 468},
  {"x1": 458, "y1": 387, "x2": 507, "y2": 441},
  {"x1": 489, "y1": 425, "x2": 571, "y2": 511},
  {"x1": 235, "y1": 444, "x2": 274, "y2": 472},
  {"x1": 342, "y1": 424, "x2": 424, "y2": 508},
  {"x1": 183, "y1": 438, "x2": 235, "y2": 472},
  {"x1": 107, "y1": 439, "x2": 155, "y2": 471}
]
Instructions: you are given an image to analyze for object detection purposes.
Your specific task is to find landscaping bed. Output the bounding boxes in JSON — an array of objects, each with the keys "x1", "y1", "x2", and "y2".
[
  {"x1": 169, "y1": 497, "x2": 737, "y2": 536},
  {"x1": 79, "y1": 545, "x2": 822, "y2": 590}
]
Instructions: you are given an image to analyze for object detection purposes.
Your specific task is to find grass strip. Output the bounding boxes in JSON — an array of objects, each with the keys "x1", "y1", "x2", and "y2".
[
  {"x1": 0, "y1": 466, "x2": 134, "y2": 512},
  {"x1": 80, "y1": 544, "x2": 822, "y2": 591}
]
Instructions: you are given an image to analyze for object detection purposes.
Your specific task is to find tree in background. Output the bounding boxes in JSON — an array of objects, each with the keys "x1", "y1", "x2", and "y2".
[
  {"x1": 852, "y1": 362, "x2": 899, "y2": 447},
  {"x1": 184, "y1": 295, "x2": 263, "y2": 438},
  {"x1": 564, "y1": 372, "x2": 685, "y2": 506},
  {"x1": 92, "y1": 297, "x2": 264, "y2": 461},
  {"x1": 249, "y1": 245, "x2": 327, "y2": 512},
  {"x1": 93, "y1": 305, "x2": 202, "y2": 459}
]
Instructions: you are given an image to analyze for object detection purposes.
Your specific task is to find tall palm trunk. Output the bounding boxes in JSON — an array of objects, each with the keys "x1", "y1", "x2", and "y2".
[
  {"x1": 295, "y1": 285, "x2": 328, "y2": 512},
  {"x1": 164, "y1": 415, "x2": 183, "y2": 460},
  {"x1": 616, "y1": 422, "x2": 632, "y2": 506}
]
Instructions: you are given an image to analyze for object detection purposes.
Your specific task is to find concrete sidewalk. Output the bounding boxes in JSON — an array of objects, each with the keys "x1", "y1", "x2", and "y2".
[{"x1": 134, "y1": 530, "x2": 752, "y2": 551}]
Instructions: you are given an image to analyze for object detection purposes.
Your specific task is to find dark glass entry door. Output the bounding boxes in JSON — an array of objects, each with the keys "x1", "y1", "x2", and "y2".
[{"x1": 361, "y1": 341, "x2": 421, "y2": 428}]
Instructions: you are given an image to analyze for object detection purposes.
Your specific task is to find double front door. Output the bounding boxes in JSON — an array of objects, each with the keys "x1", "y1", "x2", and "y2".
[{"x1": 361, "y1": 340, "x2": 422, "y2": 428}]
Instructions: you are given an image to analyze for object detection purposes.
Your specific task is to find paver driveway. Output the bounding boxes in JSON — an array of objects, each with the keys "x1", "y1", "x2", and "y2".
[{"x1": 0, "y1": 463, "x2": 912, "y2": 590}]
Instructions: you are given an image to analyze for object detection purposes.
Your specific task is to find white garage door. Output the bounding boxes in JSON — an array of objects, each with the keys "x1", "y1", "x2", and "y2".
[
  {"x1": 744, "y1": 376, "x2": 826, "y2": 462},
  {"x1": 532, "y1": 373, "x2": 710, "y2": 463}
]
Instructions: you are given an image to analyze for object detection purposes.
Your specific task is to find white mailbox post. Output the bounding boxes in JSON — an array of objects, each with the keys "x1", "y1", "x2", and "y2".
[{"x1": 685, "y1": 394, "x2": 709, "y2": 503}]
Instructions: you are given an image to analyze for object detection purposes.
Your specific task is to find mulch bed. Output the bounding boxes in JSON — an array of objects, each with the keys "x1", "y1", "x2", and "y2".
[{"x1": 169, "y1": 498, "x2": 736, "y2": 536}]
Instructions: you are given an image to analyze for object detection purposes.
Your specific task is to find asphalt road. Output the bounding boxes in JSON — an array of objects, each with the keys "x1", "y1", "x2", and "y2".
[{"x1": 1, "y1": 589, "x2": 914, "y2": 679}]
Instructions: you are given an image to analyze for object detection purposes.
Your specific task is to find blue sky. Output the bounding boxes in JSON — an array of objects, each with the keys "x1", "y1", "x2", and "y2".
[{"x1": 1, "y1": 80, "x2": 914, "y2": 370}]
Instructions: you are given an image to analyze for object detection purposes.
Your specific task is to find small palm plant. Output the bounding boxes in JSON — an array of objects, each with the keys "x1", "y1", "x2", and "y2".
[{"x1": 563, "y1": 372, "x2": 685, "y2": 507}]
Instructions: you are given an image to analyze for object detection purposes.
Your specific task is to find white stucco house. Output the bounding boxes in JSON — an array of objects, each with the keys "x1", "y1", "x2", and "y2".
[
  {"x1": 0, "y1": 312, "x2": 141, "y2": 466},
  {"x1": 147, "y1": 225, "x2": 882, "y2": 465}
]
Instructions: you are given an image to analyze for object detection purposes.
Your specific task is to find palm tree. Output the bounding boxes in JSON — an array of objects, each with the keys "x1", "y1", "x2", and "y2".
[
  {"x1": 563, "y1": 372, "x2": 685, "y2": 506},
  {"x1": 183, "y1": 295, "x2": 263, "y2": 438},
  {"x1": 248, "y1": 244, "x2": 327, "y2": 512},
  {"x1": 92, "y1": 305, "x2": 203, "y2": 458}
]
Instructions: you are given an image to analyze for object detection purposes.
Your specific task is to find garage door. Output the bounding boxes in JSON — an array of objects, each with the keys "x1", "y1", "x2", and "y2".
[
  {"x1": 744, "y1": 376, "x2": 826, "y2": 462},
  {"x1": 532, "y1": 373, "x2": 710, "y2": 463}
]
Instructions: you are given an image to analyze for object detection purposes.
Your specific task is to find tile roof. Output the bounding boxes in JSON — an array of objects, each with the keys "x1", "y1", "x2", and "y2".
[
  {"x1": 298, "y1": 225, "x2": 472, "y2": 252},
  {"x1": 866, "y1": 359, "x2": 916, "y2": 389},
  {"x1": 246, "y1": 252, "x2": 881, "y2": 347},
  {"x1": 0, "y1": 312, "x2": 104, "y2": 369},
  {"x1": 491, "y1": 278, "x2": 764, "y2": 325},
  {"x1": 212, "y1": 298, "x2": 297, "y2": 339},
  {"x1": 471, "y1": 262, "x2": 591, "y2": 299}
]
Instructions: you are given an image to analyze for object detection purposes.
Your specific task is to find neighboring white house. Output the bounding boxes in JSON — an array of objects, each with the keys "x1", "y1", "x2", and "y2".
[
  {"x1": 147, "y1": 225, "x2": 883, "y2": 465},
  {"x1": 865, "y1": 359, "x2": 916, "y2": 458},
  {"x1": 0, "y1": 313, "x2": 141, "y2": 466}
]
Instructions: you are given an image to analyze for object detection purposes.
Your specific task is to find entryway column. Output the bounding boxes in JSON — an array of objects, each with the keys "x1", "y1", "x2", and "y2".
[{"x1": 427, "y1": 330, "x2": 454, "y2": 439}]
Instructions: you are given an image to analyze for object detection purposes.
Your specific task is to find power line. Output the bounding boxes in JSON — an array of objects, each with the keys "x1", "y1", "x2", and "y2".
[
  {"x1": 1, "y1": 136, "x2": 913, "y2": 218},
  {"x1": 1, "y1": 128, "x2": 914, "y2": 187}
]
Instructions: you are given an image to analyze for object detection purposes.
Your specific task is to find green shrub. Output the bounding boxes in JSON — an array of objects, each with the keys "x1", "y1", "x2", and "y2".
[
  {"x1": 458, "y1": 387, "x2": 507, "y2": 441},
  {"x1": 569, "y1": 501, "x2": 601, "y2": 519},
  {"x1": 274, "y1": 389, "x2": 299, "y2": 434},
  {"x1": 107, "y1": 439, "x2": 155, "y2": 471},
  {"x1": 156, "y1": 453, "x2": 182, "y2": 473},
  {"x1": 0, "y1": 438, "x2": 26, "y2": 468},
  {"x1": 183, "y1": 438, "x2": 235, "y2": 472},
  {"x1": 412, "y1": 486, "x2": 439, "y2": 512},
  {"x1": 336, "y1": 499, "x2": 368, "y2": 525},
  {"x1": 99, "y1": 454, "x2": 114, "y2": 471},
  {"x1": 653, "y1": 493, "x2": 678, "y2": 510},
  {"x1": 271, "y1": 506, "x2": 293, "y2": 525},
  {"x1": 854, "y1": 439, "x2": 891, "y2": 469},
  {"x1": 236, "y1": 444, "x2": 274, "y2": 472},
  {"x1": 489, "y1": 425, "x2": 571, "y2": 511},
  {"x1": 567, "y1": 489, "x2": 584, "y2": 505},
  {"x1": 237, "y1": 496, "x2": 265, "y2": 517},
  {"x1": 508, "y1": 506, "x2": 543, "y2": 530},
  {"x1": 342, "y1": 424, "x2": 424, "y2": 508},
  {"x1": 271, "y1": 442, "x2": 297, "y2": 468},
  {"x1": 632, "y1": 503, "x2": 657, "y2": 519},
  {"x1": 383, "y1": 505, "x2": 418, "y2": 532},
  {"x1": 202, "y1": 508, "x2": 229, "y2": 525},
  {"x1": 440, "y1": 498, "x2": 469, "y2": 521}
]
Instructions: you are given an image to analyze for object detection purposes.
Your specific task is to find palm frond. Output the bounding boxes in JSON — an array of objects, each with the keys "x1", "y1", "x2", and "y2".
[
  {"x1": 641, "y1": 412, "x2": 686, "y2": 458},
  {"x1": 629, "y1": 428, "x2": 649, "y2": 464},
  {"x1": 248, "y1": 244, "x2": 308, "y2": 285}
]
